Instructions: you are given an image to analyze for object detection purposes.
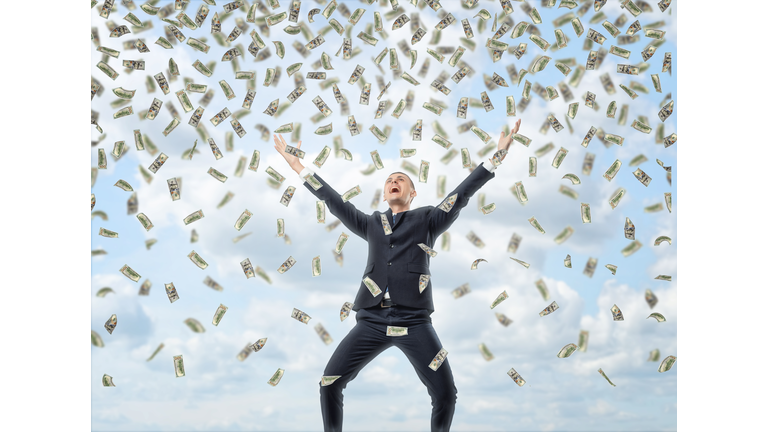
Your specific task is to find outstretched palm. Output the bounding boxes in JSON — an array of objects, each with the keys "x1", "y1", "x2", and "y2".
[
  {"x1": 496, "y1": 119, "x2": 522, "y2": 162},
  {"x1": 273, "y1": 133, "x2": 302, "y2": 171}
]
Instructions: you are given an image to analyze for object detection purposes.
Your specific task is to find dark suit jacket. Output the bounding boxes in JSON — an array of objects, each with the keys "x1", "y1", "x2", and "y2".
[{"x1": 302, "y1": 162, "x2": 496, "y2": 313}]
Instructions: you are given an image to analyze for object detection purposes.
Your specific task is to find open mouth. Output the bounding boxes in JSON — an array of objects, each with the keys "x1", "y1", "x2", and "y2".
[{"x1": 390, "y1": 187, "x2": 400, "y2": 194}]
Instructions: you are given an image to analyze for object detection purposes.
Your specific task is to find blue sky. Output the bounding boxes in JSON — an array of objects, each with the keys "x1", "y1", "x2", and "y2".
[
  {"x1": 88, "y1": 1, "x2": 678, "y2": 430},
  {"x1": 7, "y1": 0, "x2": 765, "y2": 431}
]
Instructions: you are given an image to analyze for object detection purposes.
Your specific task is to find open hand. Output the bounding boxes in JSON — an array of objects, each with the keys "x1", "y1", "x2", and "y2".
[
  {"x1": 273, "y1": 133, "x2": 303, "y2": 172},
  {"x1": 497, "y1": 119, "x2": 522, "y2": 162}
]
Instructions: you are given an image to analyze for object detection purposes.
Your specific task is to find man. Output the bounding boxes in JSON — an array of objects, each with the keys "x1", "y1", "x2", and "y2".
[{"x1": 272, "y1": 119, "x2": 521, "y2": 432}]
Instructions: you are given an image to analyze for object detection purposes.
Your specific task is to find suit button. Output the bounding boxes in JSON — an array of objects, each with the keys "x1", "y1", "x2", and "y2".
[
  {"x1": 388, "y1": 262, "x2": 392, "y2": 266},
  {"x1": 389, "y1": 244, "x2": 394, "y2": 248}
]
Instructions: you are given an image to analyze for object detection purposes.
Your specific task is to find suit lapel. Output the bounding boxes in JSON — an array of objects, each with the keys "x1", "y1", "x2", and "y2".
[
  {"x1": 385, "y1": 208, "x2": 408, "y2": 231},
  {"x1": 392, "y1": 210, "x2": 406, "y2": 230}
]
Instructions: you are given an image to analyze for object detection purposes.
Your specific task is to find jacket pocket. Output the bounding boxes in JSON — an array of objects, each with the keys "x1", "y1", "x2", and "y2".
[
  {"x1": 407, "y1": 263, "x2": 430, "y2": 275},
  {"x1": 364, "y1": 262, "x2": 375, "y2": 275}
]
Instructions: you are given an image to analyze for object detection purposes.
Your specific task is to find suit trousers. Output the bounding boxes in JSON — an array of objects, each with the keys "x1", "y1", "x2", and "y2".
[{"x1": 319, "y1": 305, "x2": 458, "y2": 432}]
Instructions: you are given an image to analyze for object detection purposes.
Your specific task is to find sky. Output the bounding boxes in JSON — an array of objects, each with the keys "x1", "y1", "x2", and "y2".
[
  {"x1": 3, "y1": 0, "x2": 765, "y2": 431},
  {"x1": 87, "y1": 1, "x2": 678, "y2": 430}
]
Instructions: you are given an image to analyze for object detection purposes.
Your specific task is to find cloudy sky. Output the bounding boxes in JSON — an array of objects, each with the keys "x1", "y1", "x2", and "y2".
[
  {"x1": 7, "y1": 0, "x2": 765, "y2": 431},
  {"x1": 89, "y1": 0, "x2": 678, "y2": 430}
]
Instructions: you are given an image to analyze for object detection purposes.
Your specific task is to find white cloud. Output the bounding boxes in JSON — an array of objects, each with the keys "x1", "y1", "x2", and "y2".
[{"x1": 90, "y1": 2, "x2": 678, "y2": 431}]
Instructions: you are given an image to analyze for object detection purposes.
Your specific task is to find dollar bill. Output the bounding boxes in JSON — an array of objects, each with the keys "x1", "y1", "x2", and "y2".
[
  {"x1": 209, "y1": 107, "x2": 232, "y2": 127},
  {"x1": 161, "y1": 178, "x2": 179, "y2": 201},
  {"x1": 644, "y1": 348, "x2": 661, "y2": 363},
  {"x1": 539, "y1": 301, "x2": 559, "y2": 317},
  {"x1": 230, "y1": 209, "x2": 253, "y2": 232},
  {"x1": 134, "y1": 211, "x2": 155, "y2": 231},
  {"x1": 632, "y1": 168, "x2": 652, "y2": 186},
  {"x1": 180, "y1": 210, "x2": 203, "y2": 226},
  {"x1": 102, "y1": 313, "x2": 117, "y2": 334},
  {"x1": 416, "y1": 242, "x2": 437, "y2": 258},
  {"x1": 479, "y1": 203, "x2": 495, "y2": 215},
  {"x1": 466, "y1": 231, "x2": 485, "y2": 249},
  {"x1": 526, "y1": 216, "x2": 545, "y2": 234},
  {"x1": 328, "y1": 232, "x2": 348, "y2": 256},
  {"x1": 475, "y1": 343, "x2": 494, "y2": 361},
  {"x1": 200, "y1": 276, "x2": 223, "y2": 293},
  {"x1": 359, "y1": 275, "x2": 381, "y2": 296},
  {"x1": 289, "y1": 307, "x2": 311, "y2": 325},
  {"x1": 164, "y1": 282, "x2": 179, "y2": 303},
  {"x1": 557, "y1": 343, "x2": 579, "y2": 358},
  {"x1": 335, "y1": 302, "x2": 354, "y2": 323},
  {"x1": 206, "y1": 167, "x2": 227, "y2": 183},
  {"x1": 603, "y1": 159, "x2": 622, "y2": 181},
  {"x1": 580, "y1": 256, "x2": 597, "y2": 278},
  {"x1": 451, "y1": 283, "x2": 471, "y2": 299},
  {"x1": 608, "y1": 304, "x2": 626, "y2": 322},
  {"x1": 219, "y1": 80, "x2": 236, "y2": 100},
  {"x1": 385, "y1": 326, "x2": 408, "y2": 337},
  {"x1": 312, "y1": 322, "x2": 333, "y2": 345},
  {"x1": 428, "y1": 347, "x2": 449, "y2": 371},
  {"x1": 660, "y1": 51, "x2": 673, "y2": 73},
  {"x1": 662, "y1": 132, "x2": 678, "y2": 148},
  {"x1": 657, "y1": 355, "x2": 677, "y2": 373},
  {"x1": 507, "y1": 368, "x2": 525, "y2": 386},
  {"x1": 479, "y1": 91, "x2": 494, "y2": 112},
  {"x1": 101, "y1": 373, "x2": 116, "y2": 387},
  {"x1": 621, "y1": 217, "x2": 637, "y2": 240},
  {"x1": 508, "y1": 181, "x2": 528, "y2": 205},
  {"x1": 277, "y1": 256, "x2": 297, "y2": 274},
  {"x1": 607, "y1": 187, "x2": 626, "y2": 210},
  {"x1": 278, "y1": 186, "x2": 295, "y2": 207},
  {"x1": 117, "y1": 263, "x2": 141, "y2": 282},
  {"x1": 187, "y1": 250, "x2": 208, "y2": 269},
  {"x1": 490, "y1": 291, "x2": 508, "y2": 309},
  {"x1": 235, "y1": 257, "x2": 255, "y2": 279},
  {"x1": 659, "y1": 100, "x2": 674, "y2": 122},
  {"x1": 493, "y1": 312, "x2": 512, "y2": 327},
  {"x1": 312, "y1": 96, "x2": 332, "y2": 117},
  {"x1": 169, "y1": 355, "x2": 185, "y2": 378},
  {"x1": 182, "y1": 318, "x2": 205, "y2": 334},
  {"x1": 598, "y1": 368, "x2": 615, "y2": 386}
]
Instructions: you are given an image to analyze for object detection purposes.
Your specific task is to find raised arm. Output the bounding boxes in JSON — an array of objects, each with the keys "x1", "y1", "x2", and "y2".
[
  {"x1": 273, "y1": 134, "x2": 369, "y2": 240},
  {"x1": 428, "y1": 162, "x2": 495, "y2": 237},
  {"x1": 428, "y1": 120, "x2": 522, "y2": 237}
]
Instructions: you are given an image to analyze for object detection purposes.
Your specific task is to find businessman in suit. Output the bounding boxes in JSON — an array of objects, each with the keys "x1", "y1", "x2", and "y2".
[{"x1": 273, "y1": 119, "x2": 521, "y2": 432}]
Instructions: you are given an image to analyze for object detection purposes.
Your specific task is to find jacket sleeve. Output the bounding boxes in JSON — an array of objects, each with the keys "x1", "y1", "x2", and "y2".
[
  {"x1": 301, "y1": 169, "x2": 369, "y2": 241},
  {"x1": 428, "y1": 162, "x2": 495, "y2": 237}
]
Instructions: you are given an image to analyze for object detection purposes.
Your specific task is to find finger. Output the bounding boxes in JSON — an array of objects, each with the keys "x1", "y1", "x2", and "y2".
[
  {"x1": 278, "y1": 134, "x2": 288, "y2": 146},
  {"x1": 297, "y1": 140, "x2": 302, "y2": 148},
  {"x1": 500, "y1": 131, "x2": 506, "y2": 140}
]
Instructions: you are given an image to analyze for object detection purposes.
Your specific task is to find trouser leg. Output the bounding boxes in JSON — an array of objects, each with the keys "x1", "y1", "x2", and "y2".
[
  {"x1": 319, "y1": 308, "x2": 391, "y2": 432},
  {"x1": 392, "y1": 308, "x2": 458, "y2": 432}
]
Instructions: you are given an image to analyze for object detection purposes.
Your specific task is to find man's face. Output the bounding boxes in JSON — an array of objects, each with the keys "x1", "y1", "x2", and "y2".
[{"x1": 383, "y1": 172, "x2": 416, "y2": 206}]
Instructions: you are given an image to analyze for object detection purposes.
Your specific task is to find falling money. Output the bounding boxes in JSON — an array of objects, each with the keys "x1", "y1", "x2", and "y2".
[{"x1": 89, "y1": 2, "x2": 677, "y2": 405}]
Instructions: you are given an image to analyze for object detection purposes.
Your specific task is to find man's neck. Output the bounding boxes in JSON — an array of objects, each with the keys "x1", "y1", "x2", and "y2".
[{"x1": 390, "y1": 205, "x2": 410, "y2": 215}]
